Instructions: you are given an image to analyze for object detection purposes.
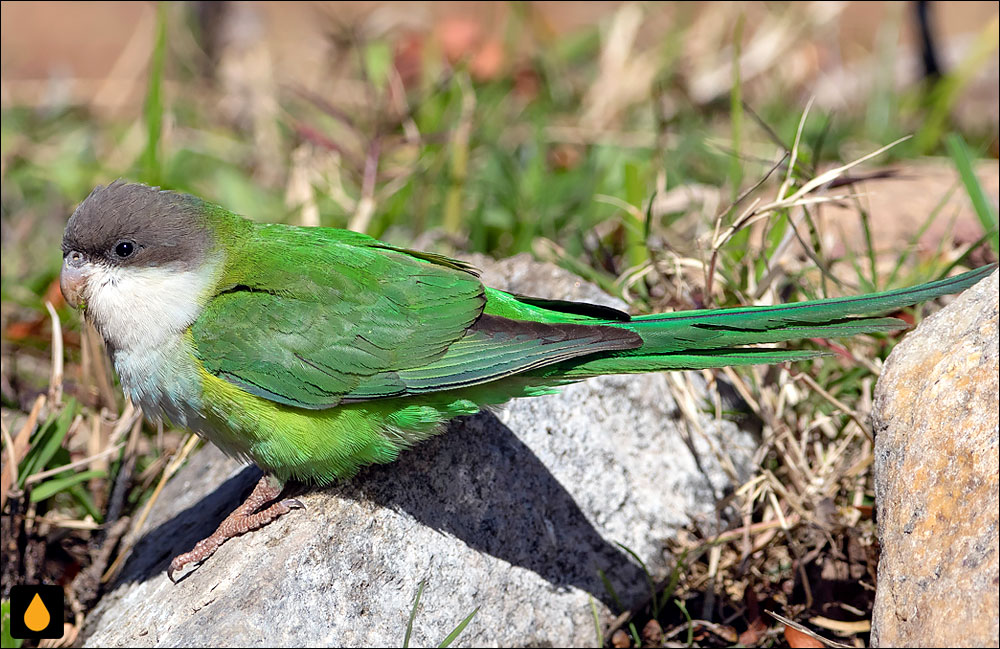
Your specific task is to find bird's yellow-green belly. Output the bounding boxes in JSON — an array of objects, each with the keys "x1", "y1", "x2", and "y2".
[{"x1": 195, "y1": 367, "x2": 483, "y2": 484}]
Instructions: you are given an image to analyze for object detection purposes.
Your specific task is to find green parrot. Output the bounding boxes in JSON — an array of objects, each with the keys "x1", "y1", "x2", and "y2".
[{"x1": 59, "y1": 180, "x2": 994, "y2": 580}]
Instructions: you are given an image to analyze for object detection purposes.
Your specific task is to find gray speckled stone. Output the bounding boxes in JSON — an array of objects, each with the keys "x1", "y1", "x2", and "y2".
[
  {"x1": 83, "y1": 254, "x2": 756, "y2": 648},
  {"x1": 871, "y1": 270, "x2": 999, "y2": 648}
]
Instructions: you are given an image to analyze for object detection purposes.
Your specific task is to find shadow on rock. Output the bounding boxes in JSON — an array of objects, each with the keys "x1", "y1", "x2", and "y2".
[{"x1": 117, "y1": 411, "x2": 648, "y2": 608}]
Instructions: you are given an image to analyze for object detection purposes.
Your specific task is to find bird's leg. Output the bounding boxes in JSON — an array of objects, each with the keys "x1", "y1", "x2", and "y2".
[{"x1": 168, "y1": 475, "x2": 303, "y2": 582}]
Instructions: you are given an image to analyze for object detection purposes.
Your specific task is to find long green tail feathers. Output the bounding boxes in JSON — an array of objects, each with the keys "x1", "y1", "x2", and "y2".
[{"x1": 535, "y1": 264, "x2": 996, "y2": 379}]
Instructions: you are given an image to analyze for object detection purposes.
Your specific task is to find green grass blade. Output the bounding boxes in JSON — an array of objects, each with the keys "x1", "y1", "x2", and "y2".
[
  {"x1": 616, "y1": 541, "x2": 659, "y2": 617},
  {"x1": 589, "y1": 595, "x2": 603, "y2": 647},
  {"x1": 69, "y1": 483, "x2": 103, "y2": 523},
  {"x1": 674, "y1": 598, "x2": 694, "y2": 647},
  {"x1": 858, "y1": 204, "x2": 878, "y2": 292},
  {"x1": 30, "y1": 469, "x2": 106, "y2": 502},
  {"x1": 597, "y1": 568, "x2": 624, "y2": 612},
  {"x1": 141, "y1": 1, "x2": 168, "y2": 185},
  {"x1": 623, "y1": 161, "x2": 649, "y2": 270},
  {"x1": 437, "y1": 607, "x2": 479, "y2": 648},
  {"x1": 660, "y1": 549, "x2": 689, "y2": 609},
  {"x1": 18, "y1": 399, "x2": 78, "y2": 488},
  {"x1": 403, "y1": 580, "x2": 426, "y2": 649},
  {"x1": 946, "y1": 133, "x2": 999, "y2": 255},
  {"x1": 728, "y1": 14, "x2": 744, "y2": 200},
  {"x1": 939, "y1": 233, "x2": 999, "y2": 279},
  {"x1": 629, "y1": 621, "x2": 642, "y2": 647}
]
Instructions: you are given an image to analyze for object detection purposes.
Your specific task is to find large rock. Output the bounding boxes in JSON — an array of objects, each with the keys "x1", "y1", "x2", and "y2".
[
  {"x1": 871, "y1": 270, "x2": 999, "y2": 647},
  {"x1": 83, "y1": 254, "x2": 756, "y2": 648}
]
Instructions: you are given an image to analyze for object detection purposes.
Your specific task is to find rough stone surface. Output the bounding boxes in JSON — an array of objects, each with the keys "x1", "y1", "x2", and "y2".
[
  {"x1": 871, "y1": 270, "x2": 999, "y2": 648},
  {"x1": 83, "y1": 254, "x2": 756, "y2": 648}
]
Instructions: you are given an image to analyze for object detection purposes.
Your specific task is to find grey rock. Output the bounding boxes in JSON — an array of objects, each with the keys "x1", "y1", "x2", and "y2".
[
  {"x1": 871, "y1": 270, "x2": 999, "y2": 648},
  {"x1": 83, "y1": 254, "x2": 756, "y2": 648}
]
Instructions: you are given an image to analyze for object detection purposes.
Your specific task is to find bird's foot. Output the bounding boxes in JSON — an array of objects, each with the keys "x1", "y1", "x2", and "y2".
[{"x1": 168, "y1": 475, "x2": 303, "y2": 582}]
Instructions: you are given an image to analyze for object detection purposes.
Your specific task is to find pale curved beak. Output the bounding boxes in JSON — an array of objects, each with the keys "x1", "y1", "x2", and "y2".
[{"x1": 60, "y1": 252, "x2": 89, "y2": 308}]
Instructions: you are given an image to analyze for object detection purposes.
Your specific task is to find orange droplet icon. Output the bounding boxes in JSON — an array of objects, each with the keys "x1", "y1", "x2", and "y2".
[{"x1": 25, "y1": 593, "x2": 51, "y2": 632}]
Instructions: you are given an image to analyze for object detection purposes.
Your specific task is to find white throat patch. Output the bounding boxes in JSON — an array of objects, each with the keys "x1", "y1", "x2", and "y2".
[{"x1": 84, "y1": 260, "x2": 218, "y2": 354}]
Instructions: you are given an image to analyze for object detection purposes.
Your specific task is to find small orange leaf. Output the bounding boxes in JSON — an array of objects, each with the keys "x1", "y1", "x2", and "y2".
[
  {"x1": 610, "y1": 628, "x2": 631, "y2": 648},
  {"x1": 784, "y1": 624, "x2": 824, "y2": 648}
]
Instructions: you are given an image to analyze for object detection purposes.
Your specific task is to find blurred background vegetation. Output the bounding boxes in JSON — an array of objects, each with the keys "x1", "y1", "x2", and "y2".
[{"x1": 1, "y1": 2, "x2": 997, "y2": 647}]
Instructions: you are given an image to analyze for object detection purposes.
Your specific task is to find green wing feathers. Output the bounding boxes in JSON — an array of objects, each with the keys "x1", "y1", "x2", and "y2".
[{"x1": 192, "y1": 224, "x2": 486, "y2": 408}]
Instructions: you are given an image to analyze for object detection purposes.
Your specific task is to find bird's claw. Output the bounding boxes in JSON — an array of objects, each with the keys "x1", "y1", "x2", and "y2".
[
  {"x1": 164, "y1": 477, "x2": 302, "y2": 583},
  {"x1": 281, "y1": 498, "x2": 305, "y2": 510},
  {"x1": 167, "y1": 558, "x2": 202, "y2": 584}
]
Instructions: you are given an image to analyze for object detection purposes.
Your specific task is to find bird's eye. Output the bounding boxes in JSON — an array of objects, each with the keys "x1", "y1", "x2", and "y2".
[{"x1": 114, "y1": 241, "x2": 135, "y2": 258}]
